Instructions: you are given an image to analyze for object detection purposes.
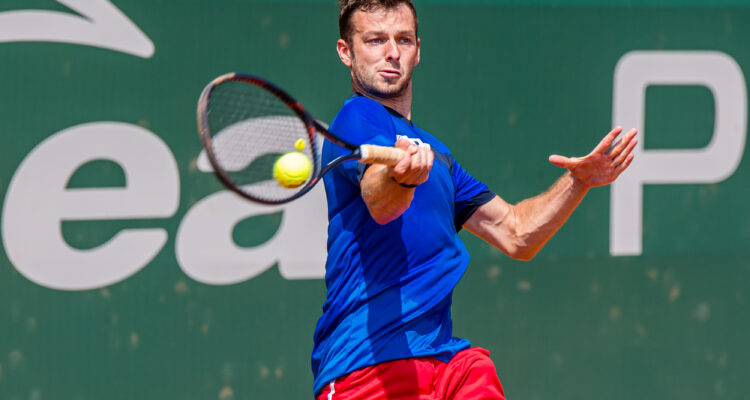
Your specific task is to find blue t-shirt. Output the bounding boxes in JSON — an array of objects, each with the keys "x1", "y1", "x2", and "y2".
[{"x1": 311, "y1": 95, "x2": 495, "y2": 396}]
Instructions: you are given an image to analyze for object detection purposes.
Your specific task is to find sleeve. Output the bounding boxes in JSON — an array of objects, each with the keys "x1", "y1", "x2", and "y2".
[
  {"x1": 452, "y1": 158, "x2": 496, "y2": 232},
  {"x1": 324, "y1": 98, "x2": 397, "y2": 185}
]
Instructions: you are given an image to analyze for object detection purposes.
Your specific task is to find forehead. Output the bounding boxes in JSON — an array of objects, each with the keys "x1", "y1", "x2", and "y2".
[{"x1": 350, "y1": 4, "x2": 416, "y2": 35}]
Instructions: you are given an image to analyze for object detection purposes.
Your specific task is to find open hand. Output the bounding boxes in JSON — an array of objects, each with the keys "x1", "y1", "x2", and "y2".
[{"x1": 548, "y1": 126, "x2": 638, "y2": 188}]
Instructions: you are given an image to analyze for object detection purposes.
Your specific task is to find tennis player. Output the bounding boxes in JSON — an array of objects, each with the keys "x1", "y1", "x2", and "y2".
[{"x1": 312, "y1": 1, "x2": 638, "y2": 398}]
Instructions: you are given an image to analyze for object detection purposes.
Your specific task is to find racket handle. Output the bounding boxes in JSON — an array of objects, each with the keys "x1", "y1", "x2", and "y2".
[{"x1": 359, "y1": 145, "x2": 406, "y2": 166}]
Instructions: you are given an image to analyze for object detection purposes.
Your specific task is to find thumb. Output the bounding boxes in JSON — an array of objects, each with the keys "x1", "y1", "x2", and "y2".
[
  {"x1": 548, "y1": 154, "x2": 573, "y2": 169},
  {"x1": 395, "y1": 138, "x2": 412, "y2": 150},
  {"x1": 391, "y1": 139, "x2": 413, "y2": 174}
]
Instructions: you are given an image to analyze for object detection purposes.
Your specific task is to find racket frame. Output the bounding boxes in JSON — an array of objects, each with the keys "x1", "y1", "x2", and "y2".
[
  {"x1": 197, "y1": 72, "x2": 402, "y2": 204},
  {"x1": 198, "y1": 73, "x2": 328, "y2": 204}
]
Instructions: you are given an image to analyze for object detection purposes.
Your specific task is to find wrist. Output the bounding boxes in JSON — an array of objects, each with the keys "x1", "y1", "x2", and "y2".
[{"x1": 568, "y1": 172, "x2": 592, "y2": 191}]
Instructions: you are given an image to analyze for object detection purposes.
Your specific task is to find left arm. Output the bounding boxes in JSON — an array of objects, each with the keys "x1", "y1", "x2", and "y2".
[{"x1": 463, "y1": 126, "x2": 638, "y2": 261}]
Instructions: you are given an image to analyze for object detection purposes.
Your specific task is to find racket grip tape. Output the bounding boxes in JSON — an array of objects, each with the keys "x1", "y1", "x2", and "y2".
[{"x1": 359, "y1": 145, "x2": 405, "y2": 165}]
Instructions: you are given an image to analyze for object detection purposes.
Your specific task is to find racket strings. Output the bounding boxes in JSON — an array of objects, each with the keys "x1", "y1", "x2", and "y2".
[{"x1": 206, "y1": 81, "x2": 316, "y2": 201}]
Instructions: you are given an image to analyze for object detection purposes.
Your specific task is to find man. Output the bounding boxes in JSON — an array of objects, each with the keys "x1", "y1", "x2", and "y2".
[{"x1": 312, "y1": 1, "x2": 638, "y2": 399}]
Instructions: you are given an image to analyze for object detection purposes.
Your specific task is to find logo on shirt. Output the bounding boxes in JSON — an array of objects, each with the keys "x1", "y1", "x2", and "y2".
[{"x1": 397, "y1": 135, "x2": 431, "y2": 150}]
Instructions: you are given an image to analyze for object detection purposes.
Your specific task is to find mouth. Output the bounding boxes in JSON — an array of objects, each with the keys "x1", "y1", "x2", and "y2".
[{"x1": 379, "y1": 69, "x2": 401, "y2": 79}]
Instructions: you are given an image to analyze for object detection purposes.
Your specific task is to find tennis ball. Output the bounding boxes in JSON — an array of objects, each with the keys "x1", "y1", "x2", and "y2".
[
  {"x1": 294, "y1": 138, "x2": 306, "y2": 151},
  {"x1": 273, "y1": 152, "x2": 312, "y2": 188}
]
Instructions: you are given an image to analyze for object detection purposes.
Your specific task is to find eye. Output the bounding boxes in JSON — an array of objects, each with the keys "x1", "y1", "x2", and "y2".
[
  {"x1": 367, "y1": 38, "x2": 385, "y2": 45},
  {"x1": 398, "y1": 38, "x2": 413, "y2": 45}
]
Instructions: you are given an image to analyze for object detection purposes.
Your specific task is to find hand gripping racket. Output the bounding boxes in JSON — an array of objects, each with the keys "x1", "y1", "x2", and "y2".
[{"x1": 197, "y1": 73, "x2": 405, "y2": 204}]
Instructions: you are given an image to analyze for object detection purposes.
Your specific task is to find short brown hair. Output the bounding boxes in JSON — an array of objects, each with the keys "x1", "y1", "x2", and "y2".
[{"x1": 338, "y1": 0, "x2": 418, "y2": 44}]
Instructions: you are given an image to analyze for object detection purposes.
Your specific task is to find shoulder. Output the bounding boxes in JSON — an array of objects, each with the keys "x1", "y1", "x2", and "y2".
[
  {"x1": 332, "y1": 96, "x2": 392, "y2": 127},
  {"x1": 329, "y1": 96, "x2": 398, "y2": 146}
]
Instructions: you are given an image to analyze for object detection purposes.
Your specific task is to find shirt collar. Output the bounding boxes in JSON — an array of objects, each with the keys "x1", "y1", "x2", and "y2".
[{"x1": 351, "y1": 92, "x2": 414, "y2": 127}]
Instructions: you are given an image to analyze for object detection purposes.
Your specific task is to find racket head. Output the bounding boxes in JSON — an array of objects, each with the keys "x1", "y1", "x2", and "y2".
[{"x1": 197, "y1": 73, "x2": 321, "y2": 204}]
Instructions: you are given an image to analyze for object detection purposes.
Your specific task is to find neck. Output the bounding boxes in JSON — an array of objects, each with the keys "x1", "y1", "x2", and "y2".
[{"x1": 353, "y1": 81, "x2": 413, "y2": 120}]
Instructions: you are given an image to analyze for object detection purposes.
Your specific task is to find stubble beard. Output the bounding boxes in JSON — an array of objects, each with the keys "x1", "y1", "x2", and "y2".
[{"x1": 351, "y1": 55, "x2": 412, "y2": 99}]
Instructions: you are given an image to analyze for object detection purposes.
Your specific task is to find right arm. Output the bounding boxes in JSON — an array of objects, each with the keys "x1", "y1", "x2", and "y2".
[{"x1": 361, "y1": 138, "x2": 434, "y2": 224}]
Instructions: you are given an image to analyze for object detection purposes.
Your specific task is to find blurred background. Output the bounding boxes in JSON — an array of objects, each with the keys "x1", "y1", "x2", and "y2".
[{"x1": 1, "y1": 0, "x2": 749, "y2": 399}]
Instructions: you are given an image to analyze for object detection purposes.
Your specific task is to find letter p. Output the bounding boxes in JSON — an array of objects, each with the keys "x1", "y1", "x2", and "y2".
[{"x1": 611, "y1": 51, "x2": 747, "y2": 256}]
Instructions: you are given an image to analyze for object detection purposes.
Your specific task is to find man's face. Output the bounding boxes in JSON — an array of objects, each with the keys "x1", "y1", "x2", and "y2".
[{"x1": 339, "y1": 4, "x2": 420, "y2": 99}]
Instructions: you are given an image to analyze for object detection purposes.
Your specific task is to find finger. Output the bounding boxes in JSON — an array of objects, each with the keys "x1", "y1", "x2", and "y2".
[
  {"x1": 592, "y1": 126, "x2": 623, "y2": 154},
  {"x1": 418, "y1": 147, "x2": 433, "y2": 169},
  {"x1": 425, "y1": 148, "x2": 435, "y2": 169},
  {"x1": 392, "y1": 139, "x2": 414, "y2": 171},
  {"x1": 392, "y1": 149, "x2": 413, "y2": 174},
  {"x1": 614, "y1": 153, "x2": 635, "y2": 175},
  {"x1": 412, "y1": 147, "x2": 430, "y2": 166},
  {"x1": 409, "y1": 151, "x2": 430, "y2": 179},
  {"x1": 607, "y1": 128, "x2": 638, "y2": 159},
  {"x1": 396, "y1": 149, "x2": 430, "y2": 185},
  {"x1": 393, "y1": 152, "x2": 425, "y2": 183},
  {"x1": 548, "y1": 154, "x2": 573, "y2": 169},
  {"x1": 613, "y1": 137, "x2": 637, "y2": 166},
  {"x1": 416, "y1": 149, "x2": 434, "y2": 183}
]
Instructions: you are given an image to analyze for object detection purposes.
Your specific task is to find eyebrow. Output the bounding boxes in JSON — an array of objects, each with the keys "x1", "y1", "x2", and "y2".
[{"x1": 361, "y1": 30, "x2": 416, "y2": 36}]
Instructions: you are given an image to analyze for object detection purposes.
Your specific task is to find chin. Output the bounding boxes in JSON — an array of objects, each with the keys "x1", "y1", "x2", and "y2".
[
  {"x1": 353, "y1": 72, "x2": 410, "y2": 99},
  {"x1": 371, "y1": 81, "x2": 409, "y2": 98}
]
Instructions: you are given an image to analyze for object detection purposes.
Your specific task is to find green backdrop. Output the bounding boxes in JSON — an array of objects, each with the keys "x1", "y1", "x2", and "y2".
[{"x1": 1, "y1": 1, "x2": 749, "y2": 399}]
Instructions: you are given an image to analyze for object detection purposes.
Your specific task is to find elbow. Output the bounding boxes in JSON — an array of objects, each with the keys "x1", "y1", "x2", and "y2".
[
  {"x1": 372, "y1": 214, "x2": 398, "y2": 225},
  {"x1": 364, "y1": 197, "x2": 410, "y2": 225},
  {"x1": 492, "y1": 239, "x2": 538, "y2": 261},
  {"x1": 366, "y1": 204, "x2": 404, "y2": 225},
  {"x1": 509, "y1": 247, "x2": 539, "y2": 261},
  {"x1": 505, "y1": 231, "x2": 542, "y2": 261}
]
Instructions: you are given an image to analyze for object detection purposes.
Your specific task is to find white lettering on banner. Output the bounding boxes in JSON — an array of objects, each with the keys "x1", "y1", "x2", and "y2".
[
  {"x1": 610, "y1": 51, "x2": 748, "y2": 256},
  {"x1": 175, "y1": 185, "x2": 327, "y2": 285},
  {"x1": 181, "y1": 134, "x2": 327, "y2": 285},
  {"x1": 4, "y1": 51, "x2": 747, "y2": 288},
  {"x1": 1, "y1": 122, "x2": 179, "y2": 290},
  {"x1": 0, "y1": 0, "x2": 154, "y2": 58}
]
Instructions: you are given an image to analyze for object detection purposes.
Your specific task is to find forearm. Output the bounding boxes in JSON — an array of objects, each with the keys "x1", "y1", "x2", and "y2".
[
  {"x1": 509, "y1": 171, "x2": 589, "y2": 258},
  {"x1": 361, "y1": 164, "x2": 415, "y2": 224},
  {"x1": 468, "y1": 127, "x2": 637, "y2": 260}
]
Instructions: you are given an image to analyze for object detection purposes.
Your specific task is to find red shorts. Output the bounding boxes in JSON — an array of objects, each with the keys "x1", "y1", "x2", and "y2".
[{"x1": 315, "y1": 347, "x2": 505, "y2": 400}]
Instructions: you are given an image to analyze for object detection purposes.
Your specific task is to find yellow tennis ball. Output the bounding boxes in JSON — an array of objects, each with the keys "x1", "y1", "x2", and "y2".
[
  {"x1": 294, "y1": 138, "x2": 306, "y2": 151},
  {"x1": 273, "y1": 152, "x2": 312, "y2": 188}
]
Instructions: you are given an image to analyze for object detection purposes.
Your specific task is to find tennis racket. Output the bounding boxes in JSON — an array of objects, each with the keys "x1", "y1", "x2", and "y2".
[{"x1": 197, "y1": 73, "x2": 405, "y2": 204}]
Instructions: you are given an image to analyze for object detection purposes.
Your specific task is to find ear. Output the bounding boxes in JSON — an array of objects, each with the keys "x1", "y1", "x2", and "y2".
[
  {"x1": 413, "y1": 37, "x2": 421, "y2": 67},
  {"x1": 337, "y1": 39, "x2": 353, "y2": 68}
]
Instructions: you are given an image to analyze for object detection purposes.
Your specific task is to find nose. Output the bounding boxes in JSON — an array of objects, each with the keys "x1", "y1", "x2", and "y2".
[{"x1": 385, "y1": 38, "x2": 400, "y2": 62}]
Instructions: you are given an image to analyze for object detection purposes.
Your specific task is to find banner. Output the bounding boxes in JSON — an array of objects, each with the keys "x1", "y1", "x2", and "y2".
[{"x1": 1, "y1": 1, "x2": 748, "y2": 399}]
